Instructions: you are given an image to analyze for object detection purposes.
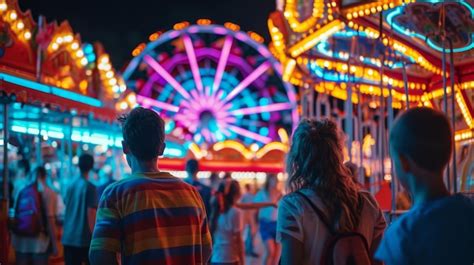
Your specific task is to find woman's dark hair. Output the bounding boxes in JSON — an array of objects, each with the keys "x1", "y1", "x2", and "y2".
[
  {"x1": 264, "y1": 174, "x2": 277, "y2": 192},
  {"x1": 286, "y1": 119, "x2": 360, "y2": 232},
  {"x1": 209, "y1": 180, "x2": 241, "y2": 235}
]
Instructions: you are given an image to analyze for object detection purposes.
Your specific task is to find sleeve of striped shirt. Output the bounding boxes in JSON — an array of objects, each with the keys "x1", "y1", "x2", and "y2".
[{"x1": 90, "y1": 186, "x2": 121, "y2": 253}]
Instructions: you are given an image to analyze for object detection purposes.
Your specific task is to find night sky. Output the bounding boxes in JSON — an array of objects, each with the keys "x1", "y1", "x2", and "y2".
[{"x1": 20, "y1": 0, "x2": 276, "y2": 70}]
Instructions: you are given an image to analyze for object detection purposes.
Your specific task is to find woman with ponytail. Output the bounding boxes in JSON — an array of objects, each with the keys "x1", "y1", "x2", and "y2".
[
  {"x1": 277, "y1": 119, "x2": 386, "y2": 265},
  {"x1": 210, "y1": 180, "x2": 245, "y2": 265}
]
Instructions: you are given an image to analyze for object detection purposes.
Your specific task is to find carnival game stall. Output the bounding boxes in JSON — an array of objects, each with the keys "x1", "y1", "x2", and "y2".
[{"x1": 0, "y1": 0, "x2": 126, "y2": 262}]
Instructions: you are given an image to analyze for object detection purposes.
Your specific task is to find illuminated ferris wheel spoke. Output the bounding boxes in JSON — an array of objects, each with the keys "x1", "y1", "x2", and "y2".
[
  {"x1": 125, "y1": 24, "x2": 298, "y2": 148},
  {"x1": 144, "y1": 55, "x2": 192, "y2": 100},
  {"x1": 213, "y1": 35, "x2": 234, "y2": 92},
  {"x1": 223, "y1": 62, "x2": 271, "y2": 103},
  {"x1": 183, "y1": 34, "x2": 204, "y2": 93},
  {"x1": 229, "y1": 102, "x2": 293, "y2": 116},
  {"x1": 227, "y1": 124, "x2": 272, "y2": 144},
  {"x1": 136, "y1": 95, "x2": 180, "y2": 113}
]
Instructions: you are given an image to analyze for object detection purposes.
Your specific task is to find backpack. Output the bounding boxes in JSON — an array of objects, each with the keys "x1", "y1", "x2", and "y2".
[
  {"x1": 297, "y1": 191, "x2": 371, "y2": 265},
  {"x1": 12, "y1": 182, "x2": 46, "y2": 237}
]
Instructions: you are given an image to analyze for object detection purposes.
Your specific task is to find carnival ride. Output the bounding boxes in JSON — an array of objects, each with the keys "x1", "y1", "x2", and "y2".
[
  {"x1": 267, "y1": 0, "x2": 474, "y2": 206},
  {"x1": 120, "y1": 20, "x2": 299, "y2": 174}
]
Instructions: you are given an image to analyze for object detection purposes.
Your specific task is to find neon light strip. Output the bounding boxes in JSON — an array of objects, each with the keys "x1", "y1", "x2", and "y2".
[
  {"x1": 213, "y1": 140, "x2": 254, "y2": 160},
  {"x1": 144, "y1": 55, "x2": 191, "y2": 100},
  {"x1": 0, "y1": 72, "x2": 102, "y2": 107},
  {"x1": 213, "y1": 35, "x2": 233, "y2": 91},
  {"x1": 227, "y1": 124, "x2": 272, "y2": 144},
  {"x1": 386, "y1": 2, "x2": 474, "y2": 53},
  {"x1": 136, "y1": 95, "x2": 180, "y2": 112},
  {"x1": 289, "y1": 20, "x2": 345, "y2": 57},
  {"x1": 183, "y1": 34, "x2": 204, "y2": 92},
  {"x1": 229, "y1": 102, "x2": 293, "y2": 115},
  {"x1": 223, "y1": 62, "x2": 271, "y2": 103}
]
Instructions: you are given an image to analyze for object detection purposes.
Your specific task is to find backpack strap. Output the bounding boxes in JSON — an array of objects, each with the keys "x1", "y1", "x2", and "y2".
[{"x1": 296, "y1": 191, "x2": 336, "y2": 235}]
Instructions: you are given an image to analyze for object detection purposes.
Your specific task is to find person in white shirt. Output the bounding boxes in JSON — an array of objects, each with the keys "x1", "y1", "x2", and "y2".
[
  {"x1": 277, "y1": 119, "x2": 386, "y2": 265},
  {"x1": 210, "y1": 180, "x2": 244, "y2": 265},
  {"x1": 254, "y1": 174, "x2": 282, "y2": 265}
]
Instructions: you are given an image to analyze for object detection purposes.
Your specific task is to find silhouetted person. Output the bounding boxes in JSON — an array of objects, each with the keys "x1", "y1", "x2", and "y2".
[
  {"x1": 62, "y1": 154, "x2": 97, "y2": 265},
  {"x1": 185, "y1": 159, "x2": 212, "y2": 215}
]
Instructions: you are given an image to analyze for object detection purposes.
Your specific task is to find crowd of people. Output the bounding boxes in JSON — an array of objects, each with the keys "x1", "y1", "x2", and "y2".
[{"x1": 5, "y1": 106, "x2": 474, "y2": 265}]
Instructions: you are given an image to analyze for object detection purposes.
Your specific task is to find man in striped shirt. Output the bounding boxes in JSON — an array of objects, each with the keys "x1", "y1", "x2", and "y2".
[{"x1": 89, "y1": 107, "x2": 212, "y2": 265}]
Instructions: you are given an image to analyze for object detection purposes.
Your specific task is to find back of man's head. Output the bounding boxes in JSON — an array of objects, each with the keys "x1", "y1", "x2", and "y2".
[
  {"x1": 119, "y1": 107, "x2": 165, "y2": 161},
  {"x1": 390, "y1": 107, "x2": 452, "y2": 173},
  {"x1": 36, "y1": 166, "x2": 46, "y2": 180},
  {"x1": 186, "y1": 159, "x2": 199, "y2": 176},
  {"x1": 79, "y1": 153, "x2": 94, "y2": 174}
]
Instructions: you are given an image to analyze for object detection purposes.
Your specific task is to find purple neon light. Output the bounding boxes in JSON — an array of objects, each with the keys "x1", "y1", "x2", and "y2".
[
  {"x1": 183, "y1": 35, "x2": 204, "y2": 92},
  {"x1": 144, "y1": 55, "x2": 191, "y2": 100},
  {"x1": 229, "y1": 102, "x2": 293, "y2": 116},
  {"x1": 227, "y1": 124, "x2": 272, "y2": 144},
  {"x1": 223, "y1": 62, "x2": 271, "y2": 103},
  {"x1": 137, "y1": 95, "x2": 180, "y2": 113},
  {"x1": 213, "y1": 35, "x2": 233, "y2": 91}
]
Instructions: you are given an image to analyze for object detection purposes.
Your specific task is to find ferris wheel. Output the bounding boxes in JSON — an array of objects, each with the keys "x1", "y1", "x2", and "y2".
[{"x1": 122, "y1": 21, "x2": 298, "y2": 148}]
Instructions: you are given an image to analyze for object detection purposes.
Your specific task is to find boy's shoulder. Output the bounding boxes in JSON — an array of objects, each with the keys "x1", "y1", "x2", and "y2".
[{"x1": 103, "y1": 172, "x2": 197, "y2": 195}]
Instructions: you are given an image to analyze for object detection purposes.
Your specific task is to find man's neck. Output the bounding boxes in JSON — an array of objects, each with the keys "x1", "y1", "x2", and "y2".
[{"x1": 410, "y1": 172, "x2": 450, "y2": 206}]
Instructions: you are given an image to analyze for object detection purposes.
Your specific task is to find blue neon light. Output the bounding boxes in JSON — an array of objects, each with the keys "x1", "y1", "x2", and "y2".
[
  {"x1": 0, "y1": 72, "x2": 103, "y2": 107},
  {"x1": 386, "y1": 1, "x2": 474, "y2": 53}
]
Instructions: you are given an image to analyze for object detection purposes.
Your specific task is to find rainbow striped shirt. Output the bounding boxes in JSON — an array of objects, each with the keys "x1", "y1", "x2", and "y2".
[{"x1": 90, "y1": 172, "x2": 212, "y2": 265}]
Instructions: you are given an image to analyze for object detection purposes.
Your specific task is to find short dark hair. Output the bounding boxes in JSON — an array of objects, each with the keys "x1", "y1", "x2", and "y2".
[
  {"x1": 36, "y1": 166, "x2": 46, "y2": 179},
  {"x1": 390, "y1": 107, "x2": 452, "y2": 172},
  {"x1": 79, "y1": 153, "x2": 94, "y2": 173},
  {"x1": 18, "y1": 159, "x2": 30, "y2": 174},
  {"x1": 186, "y1": 159, "x2": 199, "y2": 175},
  {"x1": 119, "y1": 107, "x2": 165, "y2": 161}
]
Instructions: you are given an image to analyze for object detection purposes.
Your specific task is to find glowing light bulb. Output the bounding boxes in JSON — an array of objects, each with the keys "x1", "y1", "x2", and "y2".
[
  {"x1": 56, "y1": 37, "x2": 63, "y2": 44},
  {"x1": 0, "y1": 3, "x2": 7, "y2": 11},
  {"x1": 80, "y1": 58, "x2": 88, "y2": 65},
  {"x1": 52, "y1": 43, "x2": 59, "y2": 50},
  {"x1": 106, "y1": 71, "x2": 114, "y2": 78},
  {"x1": 76, "y1": 50, "x2": 84, "y2": 57},
  {"x1": 23, "y1": 31, "x2": 31, "y2": 40},
  {"x1": 71, "y1": 42, "x2": 79, "y2": 50},
  {"x1": 64, "y1": 35, "x2": 73, "y2": 42},
  {"x1": 16, "y1": 21, "x2": 24, "y2": 30},
  {"x1": 9, "y1": 11, "x2": 17, "y2": 20}
]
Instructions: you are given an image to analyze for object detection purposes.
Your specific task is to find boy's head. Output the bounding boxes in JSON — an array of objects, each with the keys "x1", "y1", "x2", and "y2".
[
  {"x1": 185, "y1": 159, "x2": 199, "y2": 178},
  {"x1": 79, "y1": 153, "x2": 94, "y2": 174},
  {"x1": 390, "y1": 107, "x2": 452, "y2": 187},
  {"x1": 119, "y1": 107, "x2": 166, "y2": 162}
]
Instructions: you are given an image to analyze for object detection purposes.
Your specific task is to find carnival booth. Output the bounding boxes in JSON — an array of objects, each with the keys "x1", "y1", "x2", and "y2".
[
  {"x1": 0, "y1": 0, "x2": 126, "y2": 262},
  {"x1": 267, "y1": 0, "x2": 474, "y2": 212},
  {"x1": 119, "y1": 20, "x2": 299, "y2": 183}
]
